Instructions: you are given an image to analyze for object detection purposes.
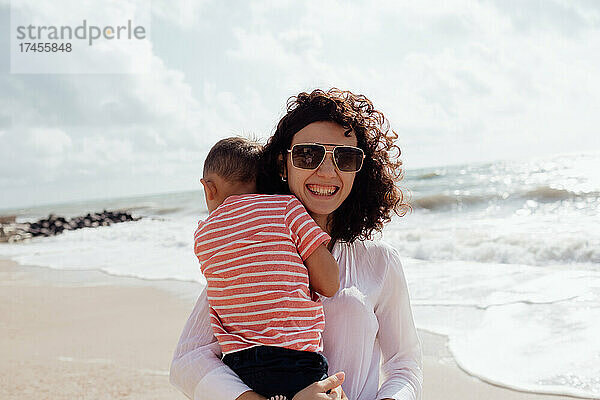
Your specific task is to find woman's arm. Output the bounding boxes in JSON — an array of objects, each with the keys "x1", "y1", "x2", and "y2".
[
  {"x1": 169, "y1": 286, "x2": 260, "y2": 400},
  {"x1": 374, "y1": 246, "x2": 423, "y2": 400},
  {"x1": 170, "y1": 288, "x2": 345, "y2": 400}
]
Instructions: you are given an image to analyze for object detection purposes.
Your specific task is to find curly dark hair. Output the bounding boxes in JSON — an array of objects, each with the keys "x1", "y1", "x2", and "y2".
[{"x1": 257, "y1": 88, "x2": 410, "y2": 244}]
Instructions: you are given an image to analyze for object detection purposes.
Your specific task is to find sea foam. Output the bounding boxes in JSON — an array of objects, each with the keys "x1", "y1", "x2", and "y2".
[{"x1": 1, "y1": 151, "x2": 599, "y2": 398}]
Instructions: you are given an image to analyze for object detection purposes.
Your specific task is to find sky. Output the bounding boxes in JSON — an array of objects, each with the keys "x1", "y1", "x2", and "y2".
[{"x1": 1, "y1": 0, "x2": 600, "y2": 209}]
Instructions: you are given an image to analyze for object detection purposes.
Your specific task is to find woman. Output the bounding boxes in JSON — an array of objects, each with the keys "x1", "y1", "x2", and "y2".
[{"x1": 170, "y1": 88, "x2": 422, "y2": 400}]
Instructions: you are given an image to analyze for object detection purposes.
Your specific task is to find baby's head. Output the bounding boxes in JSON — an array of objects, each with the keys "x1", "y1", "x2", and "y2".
[{"x1": 201, "y1": 137, "x2": 263, "y2": 213}]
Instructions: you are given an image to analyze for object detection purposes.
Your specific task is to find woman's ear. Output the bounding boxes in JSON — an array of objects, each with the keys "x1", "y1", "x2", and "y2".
[
  {"x1": 277, "y1": 154, "x2": 287, "y2": 181},
  {"x1": 200, "y1": 178, "x2": 217, "y2": 200}
]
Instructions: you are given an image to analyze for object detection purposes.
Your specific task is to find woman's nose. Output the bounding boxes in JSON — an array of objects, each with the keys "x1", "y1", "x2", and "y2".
[{"x1": 316, "y1": 153, "x2": 337, "y2": 177}]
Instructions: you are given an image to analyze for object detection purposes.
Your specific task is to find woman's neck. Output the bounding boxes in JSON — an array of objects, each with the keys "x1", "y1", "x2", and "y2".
[
  {"x1": 312, "y1": 213, "x2": 329, "y2": 233},
  {"x1": 312, "y1": 213, "x2": 335, "y2": 251}
]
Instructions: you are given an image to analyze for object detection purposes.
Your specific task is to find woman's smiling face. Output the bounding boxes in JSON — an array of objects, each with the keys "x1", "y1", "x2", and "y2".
[{"x1": 286, "y1": 121, "x2": 358, "y2": 229}]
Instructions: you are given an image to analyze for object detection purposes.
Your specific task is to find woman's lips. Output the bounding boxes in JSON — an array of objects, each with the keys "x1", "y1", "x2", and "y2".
[{"x1": 306, "y1": 184, "x2": 339, "y2": 196}]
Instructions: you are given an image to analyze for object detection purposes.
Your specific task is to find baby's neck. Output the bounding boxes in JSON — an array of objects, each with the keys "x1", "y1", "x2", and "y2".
[
  {"x1": 225, "y1": 183, "x2": 257, "y2": 198},
  {"x1": 215, "y1": 182, "x2": 257, "y2": 210}
]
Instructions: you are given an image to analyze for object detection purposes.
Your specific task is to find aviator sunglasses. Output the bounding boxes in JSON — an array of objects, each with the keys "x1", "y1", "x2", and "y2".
[{"x1": 288, "y1": 143, "x2": 365, "y2": 173}]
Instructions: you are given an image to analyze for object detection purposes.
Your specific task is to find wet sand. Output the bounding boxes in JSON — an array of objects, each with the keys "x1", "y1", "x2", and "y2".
[{"x1": 0, "y1": 259, "x2": 583, "y2": 400}]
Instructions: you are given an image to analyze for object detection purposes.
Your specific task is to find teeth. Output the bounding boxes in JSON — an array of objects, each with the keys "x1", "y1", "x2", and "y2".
[{"x1": 307, "y1": 185, "x2": 337, "y2": 196}]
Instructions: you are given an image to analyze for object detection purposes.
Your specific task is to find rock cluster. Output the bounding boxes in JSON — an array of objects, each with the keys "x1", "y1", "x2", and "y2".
[{"x1": 0, "y1": 210, "x2": 140, "y2": 243}]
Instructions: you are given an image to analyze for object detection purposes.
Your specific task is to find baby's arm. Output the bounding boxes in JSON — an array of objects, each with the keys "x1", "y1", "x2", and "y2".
[
  {"x1": 284, "y1": 196, "x2": 339, "y2": 297},
  {"x1": 304, "y1": 243, "x2": 339, "y2": 297}
]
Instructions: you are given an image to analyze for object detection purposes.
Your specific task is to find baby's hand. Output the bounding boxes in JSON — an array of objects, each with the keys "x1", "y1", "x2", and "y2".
[{"x1": 269, "y1": 396, "x2": 287, "y2": 400}]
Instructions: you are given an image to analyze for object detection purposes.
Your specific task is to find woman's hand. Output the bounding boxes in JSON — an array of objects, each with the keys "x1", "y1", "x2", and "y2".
[{"x1": 292, "y1": 372, "x2": 347, "y2": 400}]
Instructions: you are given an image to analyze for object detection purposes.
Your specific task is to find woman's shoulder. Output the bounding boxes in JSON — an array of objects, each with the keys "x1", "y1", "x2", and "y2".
[
  {"x1": 337, "y1": 239, "x2": 406, "y2": 304},
  {"x1": 344, "y1": 238, "x2": 401, "y2": 262},
  {"x1": 340, "y1": 238, "x2": 403, "y2": 278}
]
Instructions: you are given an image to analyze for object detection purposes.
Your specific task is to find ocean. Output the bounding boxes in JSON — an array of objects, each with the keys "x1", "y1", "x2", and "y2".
[{"x1": 1, "y1": 151, "x2": 599, "y2": 398}]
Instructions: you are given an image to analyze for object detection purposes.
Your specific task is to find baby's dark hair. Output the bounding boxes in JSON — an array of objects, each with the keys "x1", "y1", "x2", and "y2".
[{"x1": 203, "y1": 137, "x2": 263, "y2": 183}]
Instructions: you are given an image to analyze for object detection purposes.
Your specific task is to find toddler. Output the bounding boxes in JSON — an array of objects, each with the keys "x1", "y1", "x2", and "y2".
[{"x1": 195, "y1": 137, "x2": 339, "y2": 400}]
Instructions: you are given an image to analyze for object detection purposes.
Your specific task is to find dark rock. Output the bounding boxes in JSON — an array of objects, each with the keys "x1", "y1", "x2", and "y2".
[{"x1": 0, "y1": 209, "x2": 141, "y2": 242}]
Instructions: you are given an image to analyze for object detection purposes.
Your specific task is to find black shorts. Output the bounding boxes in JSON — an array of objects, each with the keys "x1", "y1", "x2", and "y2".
[{"x1": 222, "y1": 346, "x2": 329, "y2": 399}]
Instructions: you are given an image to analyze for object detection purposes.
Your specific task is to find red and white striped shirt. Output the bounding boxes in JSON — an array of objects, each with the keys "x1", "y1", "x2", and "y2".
[{"x1": 194, "y1": 194, "x2": 330, "y2": 354}]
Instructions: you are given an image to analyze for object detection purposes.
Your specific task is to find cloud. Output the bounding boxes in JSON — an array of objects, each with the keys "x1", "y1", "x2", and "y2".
[
  {"x1": 2, "y1": 0, "x2": 600, "y2": 207},
  {"x1": 0, "y1": 7, "x2": 224, "y2": 203},
  {"x1": 223, "y1": 0, "x2": 600, "y2": 166},
  {"x1": 28, "y1": 127, "x2": 72, "y2": 155},
  {"x1": 151, "y1": 0, "x2": 212, "y2": 27},
  {"x1": 0, "y1": 127, "x2": 71, "y2": 185},
  {"x1": 487, "y1": 0, "x2": 600, "y2": 36}
]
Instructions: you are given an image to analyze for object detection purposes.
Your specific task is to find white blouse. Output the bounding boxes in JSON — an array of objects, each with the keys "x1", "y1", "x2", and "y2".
[{"x1": 170, "y1": 239, "x2": 423, "y2": 400}]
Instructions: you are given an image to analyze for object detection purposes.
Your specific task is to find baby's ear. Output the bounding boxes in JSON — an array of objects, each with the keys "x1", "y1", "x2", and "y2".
[{"x1": 200, "y1": 178, "x2": 217, "y2": 200}]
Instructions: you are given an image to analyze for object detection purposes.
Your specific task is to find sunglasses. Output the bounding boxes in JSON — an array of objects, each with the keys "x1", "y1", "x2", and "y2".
[{"x1": 288, "y1": 143, "x2": 365, "y2": 173}]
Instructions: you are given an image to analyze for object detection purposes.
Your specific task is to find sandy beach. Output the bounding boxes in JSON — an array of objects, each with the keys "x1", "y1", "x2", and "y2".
[{"x1": 0, "y1": 258, "x2": 583, "y2": 400}]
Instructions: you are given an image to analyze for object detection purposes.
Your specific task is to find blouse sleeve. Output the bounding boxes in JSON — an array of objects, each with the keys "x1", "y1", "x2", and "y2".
[
  {"x1": 374, "y1": 246, "x2": 423, "y2": 400},
  {"x1": 169, "y1": 285, "x2": 252, "y2": 400}
]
